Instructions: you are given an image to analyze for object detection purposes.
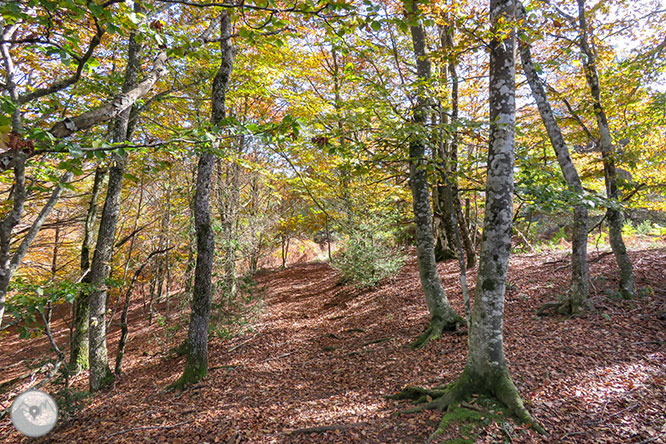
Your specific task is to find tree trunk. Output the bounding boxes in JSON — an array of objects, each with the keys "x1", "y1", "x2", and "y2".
[
  {"x1": 576, "y1": 0, "x2": 635, "y2": 298},
  {"x1": 394, "y1": 3, "x2": 544, "y2": 433},
  {"x1": 171, "y1": 12, "x2": 234, "y2": 389},
  {"x1": 432, "y1": 24, "x2": 476, "y2": 268},
  {"x1": 71, "y1": 166, "x2": 107, "y2": 370},
  {"x1": 461, "y1": 0, "x2": 541, "y2": 429},
  {"x1": 518, "y1": 29, "x2": 591, "y2": 313},
  {"x1": 88, "y1": 13, "x2": 142, "y2": 391},
  {"x1": 407, "y1": 0, "x2": 463, "y2": 349}
]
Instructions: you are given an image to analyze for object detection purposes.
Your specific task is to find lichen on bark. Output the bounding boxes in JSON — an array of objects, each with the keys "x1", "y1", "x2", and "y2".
[{"x1": 394, "y1": 0, "x2": 544, "y2": 436}]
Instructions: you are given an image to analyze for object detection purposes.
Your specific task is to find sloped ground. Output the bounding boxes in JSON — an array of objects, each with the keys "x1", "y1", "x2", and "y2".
[{"x1": 1, "y1": 247, "x2": 664, "y2": 443}]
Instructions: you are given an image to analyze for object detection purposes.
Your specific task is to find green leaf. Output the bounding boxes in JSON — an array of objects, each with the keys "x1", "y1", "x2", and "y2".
[
  {"x1": 123, "y1": 173, "x2": 139, "y2": 183},
  {"x1": 69, "y1": 144, "x2": 83, "y2": 157},
  {"x1": 88, "y1": 2, "x2": 103, "y2": 17},
  {"x1": 371, "y1": 21, "x2": 381, "y2": 31}
]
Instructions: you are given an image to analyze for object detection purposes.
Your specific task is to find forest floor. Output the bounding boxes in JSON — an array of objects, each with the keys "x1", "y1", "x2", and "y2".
[{"x1": 1, "y1": 245, "x2": 665, "y2": 443}]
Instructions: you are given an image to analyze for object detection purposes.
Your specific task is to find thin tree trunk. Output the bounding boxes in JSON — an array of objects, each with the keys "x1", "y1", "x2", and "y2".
[
  {"x1": 518, "y1": 27, "x2": 591, "y2": 313},
  {"x1": 71, "y1": 166, "x2": 106, "y2": 370},
  {"x1": 444, "y1": 26, "x2": 476, "y2": 269},
  {"x1": 217, "y1": 155, "x2": 239, "y2": 301},
  {"x1": 184, "y1": 166, "x2": 198, "y2": 296},
  {"x1": 107, "y1": 177, "x2": 144, "y2": 329},
  {"x1": 171, "y1": 12, "x2": 234, "y2": 389},
  {"x1": 576, "y1": 0, "x2": 635, "y2": 298},
  {"x1": 0, "y1": 170, "x2": 72, "y2": 326},
  {"x1": 407, "y1": 0, "x2": 463, "y2": 349},
  {"x1": 88, "y1": 12, "x2": 142, "y2": 391},
  {"x1": 115, "y1": 247, "x2": 171, "y2": 375}
]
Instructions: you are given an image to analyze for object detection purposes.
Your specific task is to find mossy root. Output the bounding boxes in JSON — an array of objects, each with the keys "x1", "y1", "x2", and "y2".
[{"x1": 410, "y1": 317, "x2": 460, "y2": 349}]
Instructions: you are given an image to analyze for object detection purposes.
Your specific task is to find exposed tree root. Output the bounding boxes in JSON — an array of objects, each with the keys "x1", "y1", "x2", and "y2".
[
  {"x1": 410, "y1": 317, "x2": 461, "y2": 350},
  {"x1": 537, "y1": 297, "x2": 594, "y2": 317},
  {"x1": 165, "y1": 361, "x2": 206, "y2": 392},
  {"x1": 393, "y1": 370, "x2": 547, "y2": 438}
]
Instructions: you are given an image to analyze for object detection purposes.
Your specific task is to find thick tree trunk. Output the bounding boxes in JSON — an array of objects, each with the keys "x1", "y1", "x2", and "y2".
[
  {"x1": 88, "y1": 15, "x2": 142, "y2": 391},
  {"x1": 576, "y1": 0, "x2": 634, "y2": 298},
  {"x1": 88, "y1": 161, "x2": 124, "y2": 391},
  {"x1": 0, "y1": 157, "x2": 26, "y2": 329},
  {"x1": 407, "y1": 0, "x2": 463, "y2": 349},
  {"x1": 71, "y1": 166, "x2": 107, "y2": 370},
  {"x1": 171, "y1": 12, "x2": 234, "y2": 389},
  {"x1": 465, "y1": 0, "x2": 518, "y2": 392},
  {"x1": 461, "y1": 1, "x2": 541, "y2": 429},
  {"x1": 518, "y1": 31, "x2": 590, "y2": 313},
  {"x1": 394, "y1": 2, "x2": 543, "y2": 435}
]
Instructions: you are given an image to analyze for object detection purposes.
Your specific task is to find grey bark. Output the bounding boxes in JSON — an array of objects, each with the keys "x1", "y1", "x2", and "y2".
[
  {"x1": 407, "y1": 0, "x2": 463, "y2": 348},
  {"x1": 394, "y1": 3, "x2": 543, "y2": 431},
  {"x1": 462, "y1": 1, "x2": 540, "y2": 428},
  {"x1": 466, "y1": 0, "x2": 518, "y2": 381},
  {"x1": 518, "y1": 27, "x2": 591, "y2": 313},
  {"x1": 174, "y1": 12, "x2": 234, "y2": 388},
  {"x1": 88, "y1": 15, "x2": 142, "y2": 391},
  {"x1": 71, "y1": 166, "x2": 107, "y2": 369},
  {"x1": 576, "y1": 0, "x2": 635, "y2": 298},
  {"x1": 49, "y1": 50, "x2": 166, "y2": 139}
]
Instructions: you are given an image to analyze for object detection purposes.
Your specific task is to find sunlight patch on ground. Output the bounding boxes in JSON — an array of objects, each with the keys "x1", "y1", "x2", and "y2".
[
  {"x1": 283, "y1": 393, "x2": 384, "y2": 428},
  {"x1": 533, "y1": 351, "x2": 665, "y2": 421},
  {"x1": 563, "y1": 352, "x2": 664, "y2": 403}
]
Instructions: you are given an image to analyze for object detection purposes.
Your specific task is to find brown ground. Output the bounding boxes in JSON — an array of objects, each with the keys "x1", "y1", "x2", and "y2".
[{"x1": 1, "y1": 247, "x2": 665, "y2": 443}]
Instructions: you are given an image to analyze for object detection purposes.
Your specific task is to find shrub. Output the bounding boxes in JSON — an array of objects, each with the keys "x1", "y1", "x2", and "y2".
[{"x1": 331, "y1": 220, "x2": 405, "y2": 288}]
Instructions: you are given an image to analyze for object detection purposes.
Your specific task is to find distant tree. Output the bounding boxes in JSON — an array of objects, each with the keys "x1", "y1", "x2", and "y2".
[{"x1": 575, "y1": 0, "x2": 635, "y2": 298}]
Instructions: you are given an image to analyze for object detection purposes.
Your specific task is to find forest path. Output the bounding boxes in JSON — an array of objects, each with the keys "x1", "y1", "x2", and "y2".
[{"x1": 1, "y1": 248, "x2": 665, "y2": 443}]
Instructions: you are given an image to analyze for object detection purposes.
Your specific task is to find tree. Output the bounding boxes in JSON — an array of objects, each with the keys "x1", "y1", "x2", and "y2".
[
  {"x1": 432, "y1": 20, "x2": 476, "y2": 269},
  {"x1": 0, "y1": 1, "x2": 168, "y2": 330},
  {"x1": 87, "y1": 4, "x2": 143, "y2": 391},
  {"x1": 576, "y1": 0, "x2": 635, "y2": 299},
  {"x1": 405, "y1": 0, "x2": 463, "y2": 349},
  {"x1": 70, "y1": 166, "x2": 106, "y2": 371},
  {"x1": 394, "y1": 0, "x2": 544, "y2": 437},
  {"x1": 518, "y1": 8, "x2": 591, "y2": 314},
  {"x1": 170, "y1": 11, "x2": 235, "y2": 389}
]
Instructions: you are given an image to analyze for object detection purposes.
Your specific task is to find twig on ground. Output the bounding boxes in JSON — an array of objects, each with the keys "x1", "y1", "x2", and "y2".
[
  {"x1": 263, "y1": 351, "x2": 295, "y2": 362},
  {"x1": 635, "y1": 433, "x2": 666, "y2": 444},
  {"x1": 228, "y1": 331, "x2": 262, "y2": 352}
]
